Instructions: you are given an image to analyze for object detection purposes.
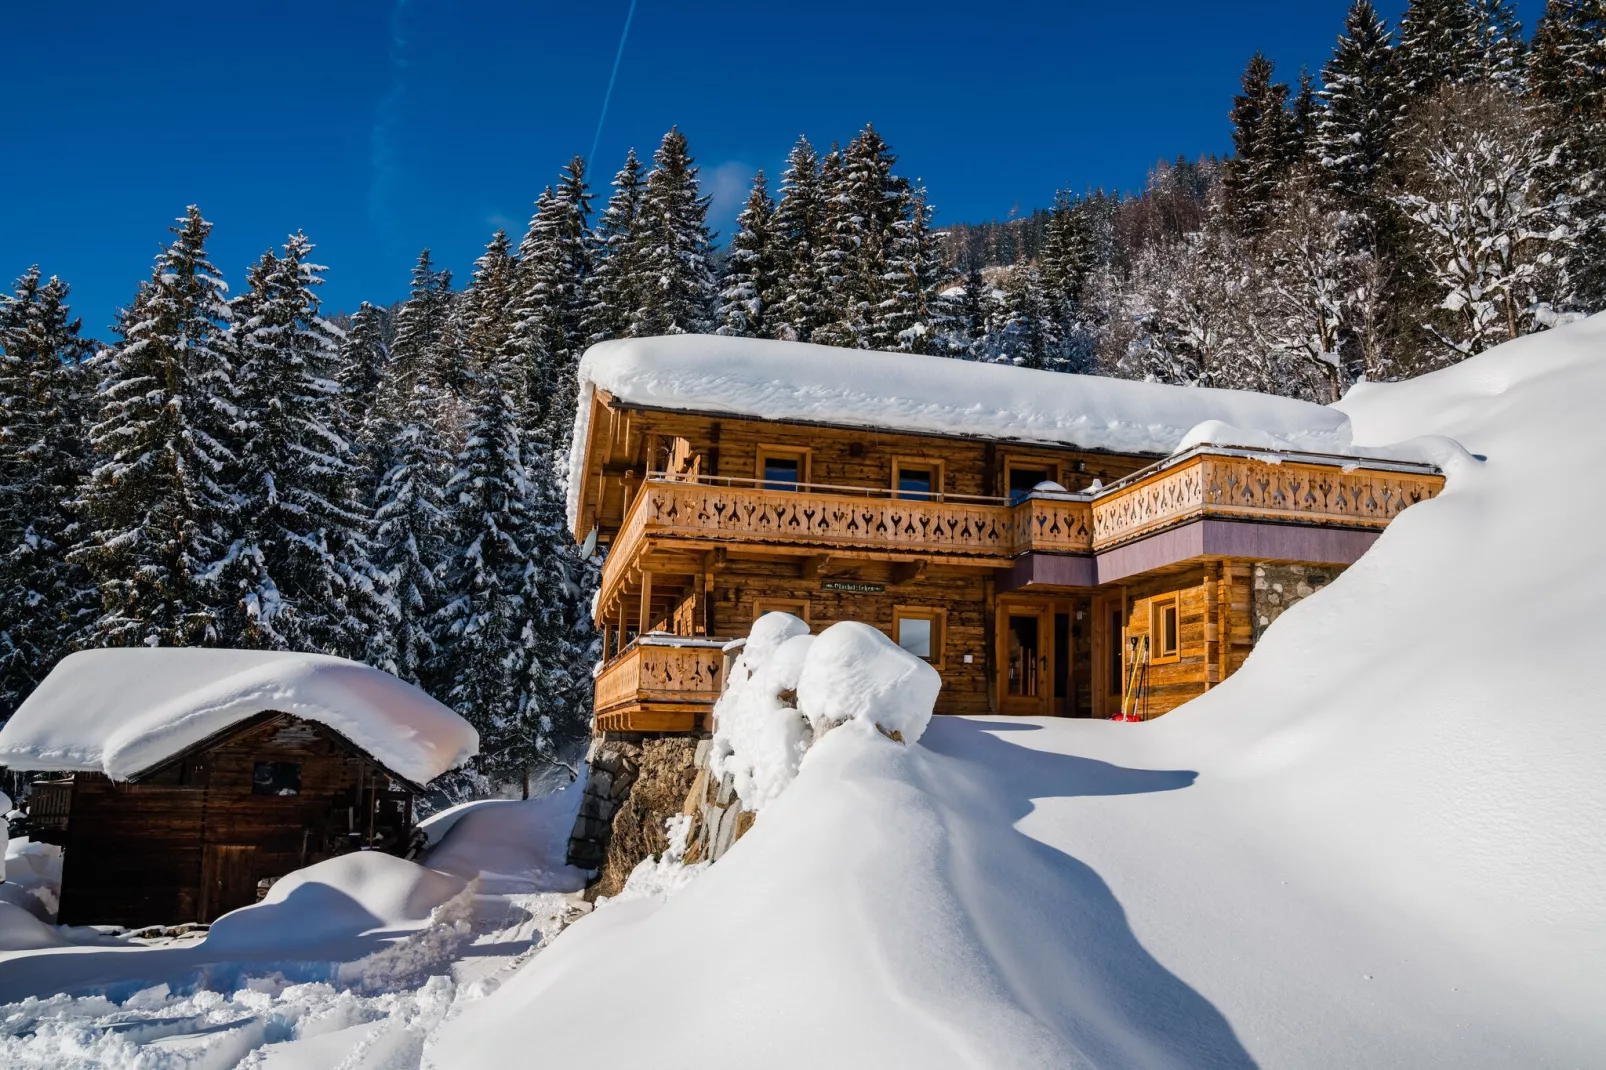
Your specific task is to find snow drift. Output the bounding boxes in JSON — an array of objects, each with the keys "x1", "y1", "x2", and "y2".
[
  {"x1": 439, "y1": 316, "x2": 1606, "y2": 1069},
  {"x1": 0, "y1": 649, "x2": 478, "y2": 784}
]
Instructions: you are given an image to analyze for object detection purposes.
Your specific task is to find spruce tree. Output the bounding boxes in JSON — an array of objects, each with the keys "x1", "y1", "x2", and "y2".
[
  {"x1": 216, "y1": 234, "x2": 375, "y2": 656},
  {"x1": 0, "y1": 269, "x2": 95, "y2": 715},
  {"x1": 716, "y1": 170, "x2": 778, "y2": 338},
  {"x1": 368, "y1": 252, "x2": 454, "y2": 685},
  {"x1": 878, "y1": 186, "x2": 947, "y2": 353},
  {"x1": 809, "y1": 145, "x2": 855, "y2": 347},
  {"x1": 1316, "y1": 1, "x2": 1405, "y2": 210},
  {"x1": 1529, "y1": 0, "x2": 1606, "y2": 308},
  {"x1": 517, "y1": 156, "x2": 593, "y2": 379},
  {"x1": 75, "y1": 207, "x2": 237, "y2": 648},
  {"x1": 1472, "y1": 0, "x2": 1527, "y2": 91},
  {"x1": 438, "y1": 232, "x2": 534, "y2": 773},
  {"x1": 999, "y1": 265, "x2": 1056, "y2": 370},
  {"x1": 768, "y1": 136, "x2": 829, "y2": 343},
  {"x1": 585, "y1": 149, "x2": 647, "y2": 342},
  {"x1": 340, "y1": 301, "x2": 389, "y2": 435},
  {"x1": 633, "y1": 128, "x2": 717, "y2": 336},
  {"x1": 1398, "y1": 0, "x2": 1481, "y2": 101},
  {"x1": 1224, "y1": 53, "x2": 1297, "y2": 238}
]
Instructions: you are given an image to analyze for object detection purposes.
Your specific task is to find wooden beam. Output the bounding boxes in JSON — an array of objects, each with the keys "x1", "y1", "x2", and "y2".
[
  {"x1": 799, "y1": 553, "x2": 834, "y2": 579},
  {"x1": 702, "y1": 547, "x2": 728, "y2": 572},
  {"x1": 638, "y1": 571, "x2": 653, "y2": 636},
  {"x1": 890, "y1": 559, "x2": 928, "y2": 586}
]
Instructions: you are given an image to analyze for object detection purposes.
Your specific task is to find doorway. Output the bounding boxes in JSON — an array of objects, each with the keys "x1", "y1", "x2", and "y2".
[
  {"x1": 1000, "y1": 606, "x2": 1050, "y2": 715},
  {"x1": 201, "y1": 844, "x2": 258, "y2": 921}
]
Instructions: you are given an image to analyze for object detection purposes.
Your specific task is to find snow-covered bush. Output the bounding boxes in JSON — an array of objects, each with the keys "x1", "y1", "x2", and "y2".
[{"x1": 708, "y1": 613, "x2": 941, "y2": 812}]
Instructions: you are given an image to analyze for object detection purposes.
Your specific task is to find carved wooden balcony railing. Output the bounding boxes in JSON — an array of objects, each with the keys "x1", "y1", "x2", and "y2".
[
  {"x1": 598, "y1": 452, "x2": 1442, "y2": 613},
  {"x1": 593, "y1": 636, "x2": 726, "y2": 733},
  {"x1": 1092, "y1": 449, "x2": 1444, "y2": 548}
]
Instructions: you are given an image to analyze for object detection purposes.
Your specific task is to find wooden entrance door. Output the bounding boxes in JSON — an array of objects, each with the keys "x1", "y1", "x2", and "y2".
[
  {"x1": 201, "y1": 844, "x2": 258, "y2": 921},
  {"x1": 999, "y1": 605, "x2": 1053, "y2": 715}
]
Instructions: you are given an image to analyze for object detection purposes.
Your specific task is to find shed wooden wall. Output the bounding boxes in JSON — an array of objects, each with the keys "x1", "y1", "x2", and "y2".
[{"x1": 56, "y1": 715, "x2": 411, "y2": 927}]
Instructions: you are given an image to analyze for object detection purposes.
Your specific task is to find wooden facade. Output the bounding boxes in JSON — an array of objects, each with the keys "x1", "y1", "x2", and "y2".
[
  {"x1": 571, "y1": 389, "x2": 1444, "y2": 730},
  {"x1": 34, "y1": 712, "x2": 421, "y2": 927}
]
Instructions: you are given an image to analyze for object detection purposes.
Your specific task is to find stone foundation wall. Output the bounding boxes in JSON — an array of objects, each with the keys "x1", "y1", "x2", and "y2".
[
  {"x1": 567, "y1": 733, "x2": 703, "y2": 899},
  {"x1": 1252, "y1": 563, "x2": 1343, "y2": 642}
]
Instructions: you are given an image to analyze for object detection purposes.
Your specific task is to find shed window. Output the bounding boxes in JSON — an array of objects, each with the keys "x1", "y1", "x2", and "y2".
[
  {"x1": 893, "y1": 606, "x2": 947, "y2": 668},
  {"x1": 893, "y1": 457, "x2": 943, "y2": 502},
  {"x1": 1150, "y1": 596, "x2": 1180, "y2": 662},
  {"x1": 252, "y1": 761, "x2": 302, "y2": 796},
  {"x1": 1007, "y1": 464, "x2": 1053, "y2": 504}
]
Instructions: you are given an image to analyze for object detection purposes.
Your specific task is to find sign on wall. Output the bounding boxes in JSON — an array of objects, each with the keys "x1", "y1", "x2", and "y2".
[{"x1": 821, "y1": 581, "x2": 885, "y2": 594}]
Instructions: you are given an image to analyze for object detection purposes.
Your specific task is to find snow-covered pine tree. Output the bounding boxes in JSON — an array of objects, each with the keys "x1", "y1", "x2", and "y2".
[
  {"x1": 1472, "y1": 0, "x2": 1527, "y2": 91},
  {"x1": 585, "y1": 149, "x2": 647, "y2": 343},
  {"x1": 1397, "y1": 0, "x2": 1482, "y2": 101},
  {"x1": 829, "y1": 125, "x2": 914, "y2": 349},
  {"x1": 878, "y1": 186, "x2": 947, "y2": 354},
  {"x1": 339, "y1": 301, "x2": 389, "y2": 438},
  {"x1": 0, "y1": 269, "x2": 95, "y2": 717},
  {"x1": 518, "y1": 157, "x2": 594, "y2": 378},
  {"x1": 216, "y1": 234, "x2": 375, "y2": 656},
  {"x1": 1224, "y1": 53, "x2": 1298, "y2": 239},
  {"x1": 716, "y1": 170, "x2": 778, "y2": 338},
  {"x1": 950, "y1": 264, "x2": 993, "y2": 359},
  {"x1": 767, "y1": 136, "x2": 829, "y2": 343},
  {"x1": 74, "y1": 207, "x2": 237, "y2": 648},
  {"x1": 1395, "y1": 86, "x2": 1576, "y2": 360},
  {"x1": 367, "y1": 251, "x2": 454, "y2": 686},
  {"x1": 1316, "y1": 1, "x2": 1405, "y2": 210},
  {"x1": 1528, "y1": 0, "x2": 1606, "y2": 310},
  {"x1": 1291, "y1": 68, "x2": 1320, "y2": 155},
  {"x1": 632, "y1": 128, "x2": 717, "y2": 336},
  {"x1": 997, "y1": 265, "x2": 1056, "y2": 370},
  {"x1": 437, "y1": 231, "x2": 536, "y2": 780},
  {"x1": 808, "y1": 145, "x2": 856, "y2": 348}
]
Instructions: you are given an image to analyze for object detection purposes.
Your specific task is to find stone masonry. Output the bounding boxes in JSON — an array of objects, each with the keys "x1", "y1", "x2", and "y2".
[{"x1": 1252, "y1": 563, "x2": 1344, "y2": 642}]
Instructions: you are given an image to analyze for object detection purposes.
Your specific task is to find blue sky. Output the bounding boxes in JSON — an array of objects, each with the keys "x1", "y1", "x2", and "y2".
[{"x1": 2, "y1": 1, "x2": 1539, "y2": 336}]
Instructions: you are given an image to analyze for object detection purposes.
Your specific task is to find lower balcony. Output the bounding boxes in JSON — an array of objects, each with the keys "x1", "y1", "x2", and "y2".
[{"x1": 593, "y1": 635, "x2": 729, "y2": 733}]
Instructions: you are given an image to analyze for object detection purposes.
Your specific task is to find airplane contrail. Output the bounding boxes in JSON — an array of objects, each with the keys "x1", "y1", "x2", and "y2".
[{"x1": 589, "y1": 0, "x2": 639, "y2": 168}]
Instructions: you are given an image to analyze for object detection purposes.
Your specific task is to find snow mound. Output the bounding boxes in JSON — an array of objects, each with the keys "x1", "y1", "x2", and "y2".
[
  {"x1": 0, "y1": 648, "x2": 477, "y2": 784},
  {"x1": 568, "y1": 334, "x2": 1369, "y2": 528},
  {"x1": 424, "y1": 788, "x2": 591, "y2": 895},
  {"x1": 0, "y1": 898, "x2": 67, "y2": 952},
  {"x1": 710, "y1": 616, "x2": 941, "y2": 811},
  {"x1": 796, "y1": 621, "x2": 941, "y2": 741},
  {"x1": 205, "y1": 852, "x2": 466, "y2": 951}
]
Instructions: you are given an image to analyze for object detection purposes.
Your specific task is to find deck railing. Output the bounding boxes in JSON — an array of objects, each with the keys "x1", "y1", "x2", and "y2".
[
  {"x1": 598, "y1": 450, "x2": 1442, "y2": 613},
  {"x1": 593, "y1": 636, "x2": 727, "y2": 732}
]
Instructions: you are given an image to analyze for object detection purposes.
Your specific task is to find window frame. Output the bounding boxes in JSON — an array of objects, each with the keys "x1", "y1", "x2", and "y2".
[
  {"x1": 251, "y1": 760, "x2": 303, "y2": 797},
  {"x1": 892, "y1": 605, "x2": 948, "y2": 668},
  {"x1": 755, "y1": 445, "x2": 812, "y2": 490},
  {"x1": 891, "y1": 456, "x2": 946, "y2": 502},
  {"x1": 753, "y1": 598, "x2": 810, "y2": 625},
  {"x1": 1004, "y1": 457, "x2": 1059, "y2": 504},
  {"x1": 1149, "y1": 594, "x2": 1181, "y2": 664}
]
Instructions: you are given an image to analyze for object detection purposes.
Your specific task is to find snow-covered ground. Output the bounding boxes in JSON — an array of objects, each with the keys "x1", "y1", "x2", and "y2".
[
  {"x1": 432, "y1": 316, "x2": 1606, "y2": 1068},
  {"x1": 0, "y1": 785, "x2": 589, "y2": 1069},
  {"x1": 4, "y1": 317, "x2": 1604, "y2": 1067}
]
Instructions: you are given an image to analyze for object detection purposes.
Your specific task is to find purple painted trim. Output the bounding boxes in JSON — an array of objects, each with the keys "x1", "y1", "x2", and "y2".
[{"x1": 999, "y1": 519, "x2": 1380, "y2": 591}]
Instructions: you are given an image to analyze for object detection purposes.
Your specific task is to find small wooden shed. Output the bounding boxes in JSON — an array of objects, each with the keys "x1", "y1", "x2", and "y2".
[{"x1": 0, "y1": 649, "x2": 478, "y2": 927}]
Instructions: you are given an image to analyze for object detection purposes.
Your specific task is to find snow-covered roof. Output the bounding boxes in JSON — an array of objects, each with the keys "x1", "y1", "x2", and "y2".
[
  {"x1": 0, "y1": 649, "x2": 478, "y2": 785},
  {"x1": 567, "y1": 336, "x2": 1369, "y2": 530}
]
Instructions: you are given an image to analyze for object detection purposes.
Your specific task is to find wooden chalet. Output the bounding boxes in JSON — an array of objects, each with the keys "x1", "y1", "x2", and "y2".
[
  {"x1": 569, "y1": 336, "x2": 1445, "y2": 730},
  {"x1": 0, "y1": 650, "x2": 478, "y2": 927}
]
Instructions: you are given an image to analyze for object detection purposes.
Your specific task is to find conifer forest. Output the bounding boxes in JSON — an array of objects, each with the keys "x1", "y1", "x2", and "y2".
[{"x1": 1, "y1": 0, "x2": 1600, "y2": 792}]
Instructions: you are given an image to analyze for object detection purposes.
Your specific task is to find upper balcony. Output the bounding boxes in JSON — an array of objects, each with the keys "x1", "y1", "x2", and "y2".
[{"x1": 595, "y1": 447, "x2": 1443, "y2": 620}]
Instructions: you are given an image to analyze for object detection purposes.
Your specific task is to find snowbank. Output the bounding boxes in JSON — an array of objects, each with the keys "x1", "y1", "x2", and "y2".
[
  {"x1": 568, "y1": 334, "x2": 1372, "y2": 528},
  {"x1": 0, "y1": 649, "x2": 478, "y2": 784},
  {"x1": 708, "y1": 614, "x2": 940, "y2": 811},
  {"x1": 206, "y1": 852, "x2": 466, "y2": 952},
  {"x1": 424, "y1": 788, "x2": 591, "y2": 895},
  {"x1": 439, "y1": 317, "x2": 1606, "y2": 1068}
]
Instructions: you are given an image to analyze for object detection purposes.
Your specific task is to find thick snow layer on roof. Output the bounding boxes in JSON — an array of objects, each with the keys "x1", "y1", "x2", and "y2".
[
  {"x1": 0, "y1": 649, "x2": 477, "y2": 785},
  {"x1": 440, "y1": 317, "x2": 1606, "y2": 1068},
  {"x1": 567, "y1": 335, "x2": 1371, "y2": 529}
]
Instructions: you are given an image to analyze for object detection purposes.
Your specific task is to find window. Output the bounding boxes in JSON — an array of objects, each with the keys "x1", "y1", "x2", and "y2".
[
  {"x1": 1006, "y1": 463, "x2": 1055, "y2": 504},
  {"x1": 756, "y1": 446, "x2": 810, "y2": 491},
  {"x1": 754, "y1": 598, "x2": 810, "y2": 624},
  {"x1": 892, "y1": 458, "x2": 944, "y2": 502},
  {"x1": 252, "y1": 761, "x2": 301, "y2": 797},
  {"x1": 893, "y1": 606, "x2": 947, "y2": 668},
  {"x1": 1150, "y1": 595, "x2": 1180, "y2": 662}
]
